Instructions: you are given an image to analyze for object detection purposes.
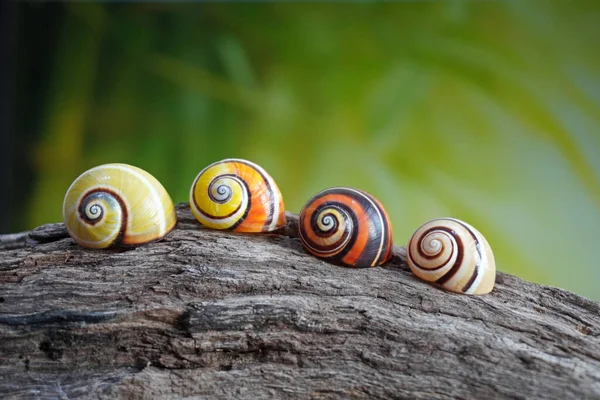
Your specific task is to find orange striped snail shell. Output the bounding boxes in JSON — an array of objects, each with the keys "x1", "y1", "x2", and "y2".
[
  {"x1": 298, "y1": 187, "x2": 393, "y2": 268},
  {"x1": 189, "y1": 158, "x2": 286, "y2": 232},
  {"x1": 406, "y1": 218, "x2": 496, "y2": 295}
]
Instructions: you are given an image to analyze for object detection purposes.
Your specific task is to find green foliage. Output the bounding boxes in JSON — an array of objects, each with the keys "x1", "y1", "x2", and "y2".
[{"x1": 24, "y1": 2, "x2": 600, "y2": 299}]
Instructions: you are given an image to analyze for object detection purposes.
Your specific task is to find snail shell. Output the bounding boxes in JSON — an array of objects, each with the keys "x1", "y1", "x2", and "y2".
[
  {"x1": 298, "y1": 187, "x2": 393, "y2": 268},
  {"x1": 406, "y1": 218, "x2": 496, "y2": 295},
  {"x1": 62, "y1": 163, "x2": 177, "y2": 249},
  {"x1": 189, "y1": 158, "x2": 286, "y2": 232}
]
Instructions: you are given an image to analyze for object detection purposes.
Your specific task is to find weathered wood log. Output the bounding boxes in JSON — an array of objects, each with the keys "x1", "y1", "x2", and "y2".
[{"x1": 1, "y1": 203, "x2": 599, "y2": 399}]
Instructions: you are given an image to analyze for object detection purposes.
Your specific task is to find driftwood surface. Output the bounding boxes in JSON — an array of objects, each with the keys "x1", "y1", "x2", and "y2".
[{"x1": 1, "y1": 203, "x2": 600, "y2": 400}]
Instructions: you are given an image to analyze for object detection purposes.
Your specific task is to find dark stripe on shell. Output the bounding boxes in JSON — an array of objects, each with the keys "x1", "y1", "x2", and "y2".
[
  {"x1": 324, "y1": 202, "x2": 359, "y2": 265},
  {"x1": 408, "y1": 226, "x2": 456, "y2": 271},
  {"x1": 353, "y1": 193, "x2": 391, "y2": 267},
  {"x1": 207, "y1": 177, "x2": 234, "y2": 204},
  {"x1": 453, "y1": 219, "x2": 482, "y2": 293},
  {"x1": 78, "y1": 188, "x2": 128, "y2": 247},
  {"x1": 230, "y1": 159, "x2": 276, "y2": 232},
  {"x1": 192, "y1": 173, "x2": 252, "y2": 228},
  {"x1": 310, "y1": 204, "x2": 342, "y2": 237},
  {"x1": 300, "y1": 188, "x2": 377, "y2": 267},
  {"x1": 434, "y1": 229, "x2": 463, "y2": 285},
  {"x1": 306, "y1": 205, "x2": 350, "y2": 252}
]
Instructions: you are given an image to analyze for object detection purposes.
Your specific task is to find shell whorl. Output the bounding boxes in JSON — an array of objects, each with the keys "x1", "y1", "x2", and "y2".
[
  {"x1": 189, "y1": 158, "x2": 286, "y2": 232},
  {"x1": 75, "y1": 187, "x2": 127, "y2": 248},
  {"x1": 298, "y1": 187, "x2": 393, "y2": 268},
  {"x1": 406, "y1": 218, "x2": 496, "y2": 295},
  {"x1": 63, "y1": 163, "x2": 177, "y2": 249}
]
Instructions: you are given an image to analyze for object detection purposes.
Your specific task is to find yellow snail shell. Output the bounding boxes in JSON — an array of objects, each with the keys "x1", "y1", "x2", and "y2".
[
  {"x1": 189, "y1": 158, "x2": 286, "y2": 232},
  {"x1": 406, "y1": 218, "x2": 496, "y2": 295},
  {"x1": 63, "y1": 163, "x2": 177, "y2": 249}
]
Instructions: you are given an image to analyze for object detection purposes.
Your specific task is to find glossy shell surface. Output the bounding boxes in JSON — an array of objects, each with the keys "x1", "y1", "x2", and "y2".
[
  {"x1": 63, "y1": 163, "x2": 177, "y2": 249},
  {"x1": 407, "y1": 218, "x2": 496, "y2": 295},
  {"x1": 298, "y1": 187, "x2": 393, "y2": 268},
  {"x1": 189, "y1": 158, "x2": 286, "y2": 232}
]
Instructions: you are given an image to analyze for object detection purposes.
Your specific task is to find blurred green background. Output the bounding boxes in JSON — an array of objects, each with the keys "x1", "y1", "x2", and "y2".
[{"x1": 2, "y1": 2, "x2": 600, "y2": 300}]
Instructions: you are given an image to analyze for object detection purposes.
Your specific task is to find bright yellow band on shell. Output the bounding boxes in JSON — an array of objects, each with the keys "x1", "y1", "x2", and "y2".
[{"x1": 191, "y1": 162, "x2": 247, "y2": 230}]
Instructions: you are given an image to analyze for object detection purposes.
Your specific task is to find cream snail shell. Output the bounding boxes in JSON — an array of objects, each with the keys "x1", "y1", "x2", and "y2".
[
  {"x1": 406, "y1": 218, "x2": 496, "y2": 295},
  {"x1": 189, "y1": 158, "x2": 286, "y2": 232},
  {"x1": 62, "y1": 163, "x2": 177, "y2": 249}
]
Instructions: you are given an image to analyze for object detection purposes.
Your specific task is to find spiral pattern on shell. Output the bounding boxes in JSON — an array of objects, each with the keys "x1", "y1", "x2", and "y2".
[
  {"x1": 298, "y1": 187, "x2": 393, "y2": 268},
  {"x1": 62, "y1": 163, "x2": 177, "y2": 249},
  {"x1": 189, "y1": 158, "x2": 286, "y2": 232},
  {"x1": 406, "y1": 218, "x2": 496, "y2": 295}
]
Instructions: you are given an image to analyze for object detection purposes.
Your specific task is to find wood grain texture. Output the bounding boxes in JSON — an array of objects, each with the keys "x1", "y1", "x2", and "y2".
[{"x1": 1, "y1": 204, "x2": 599, "y2": 399}]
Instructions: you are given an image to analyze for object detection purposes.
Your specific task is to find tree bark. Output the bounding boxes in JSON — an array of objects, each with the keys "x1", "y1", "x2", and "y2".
[{"x1": 1, "y1": 204, "x2": 599, "y2": 399}]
